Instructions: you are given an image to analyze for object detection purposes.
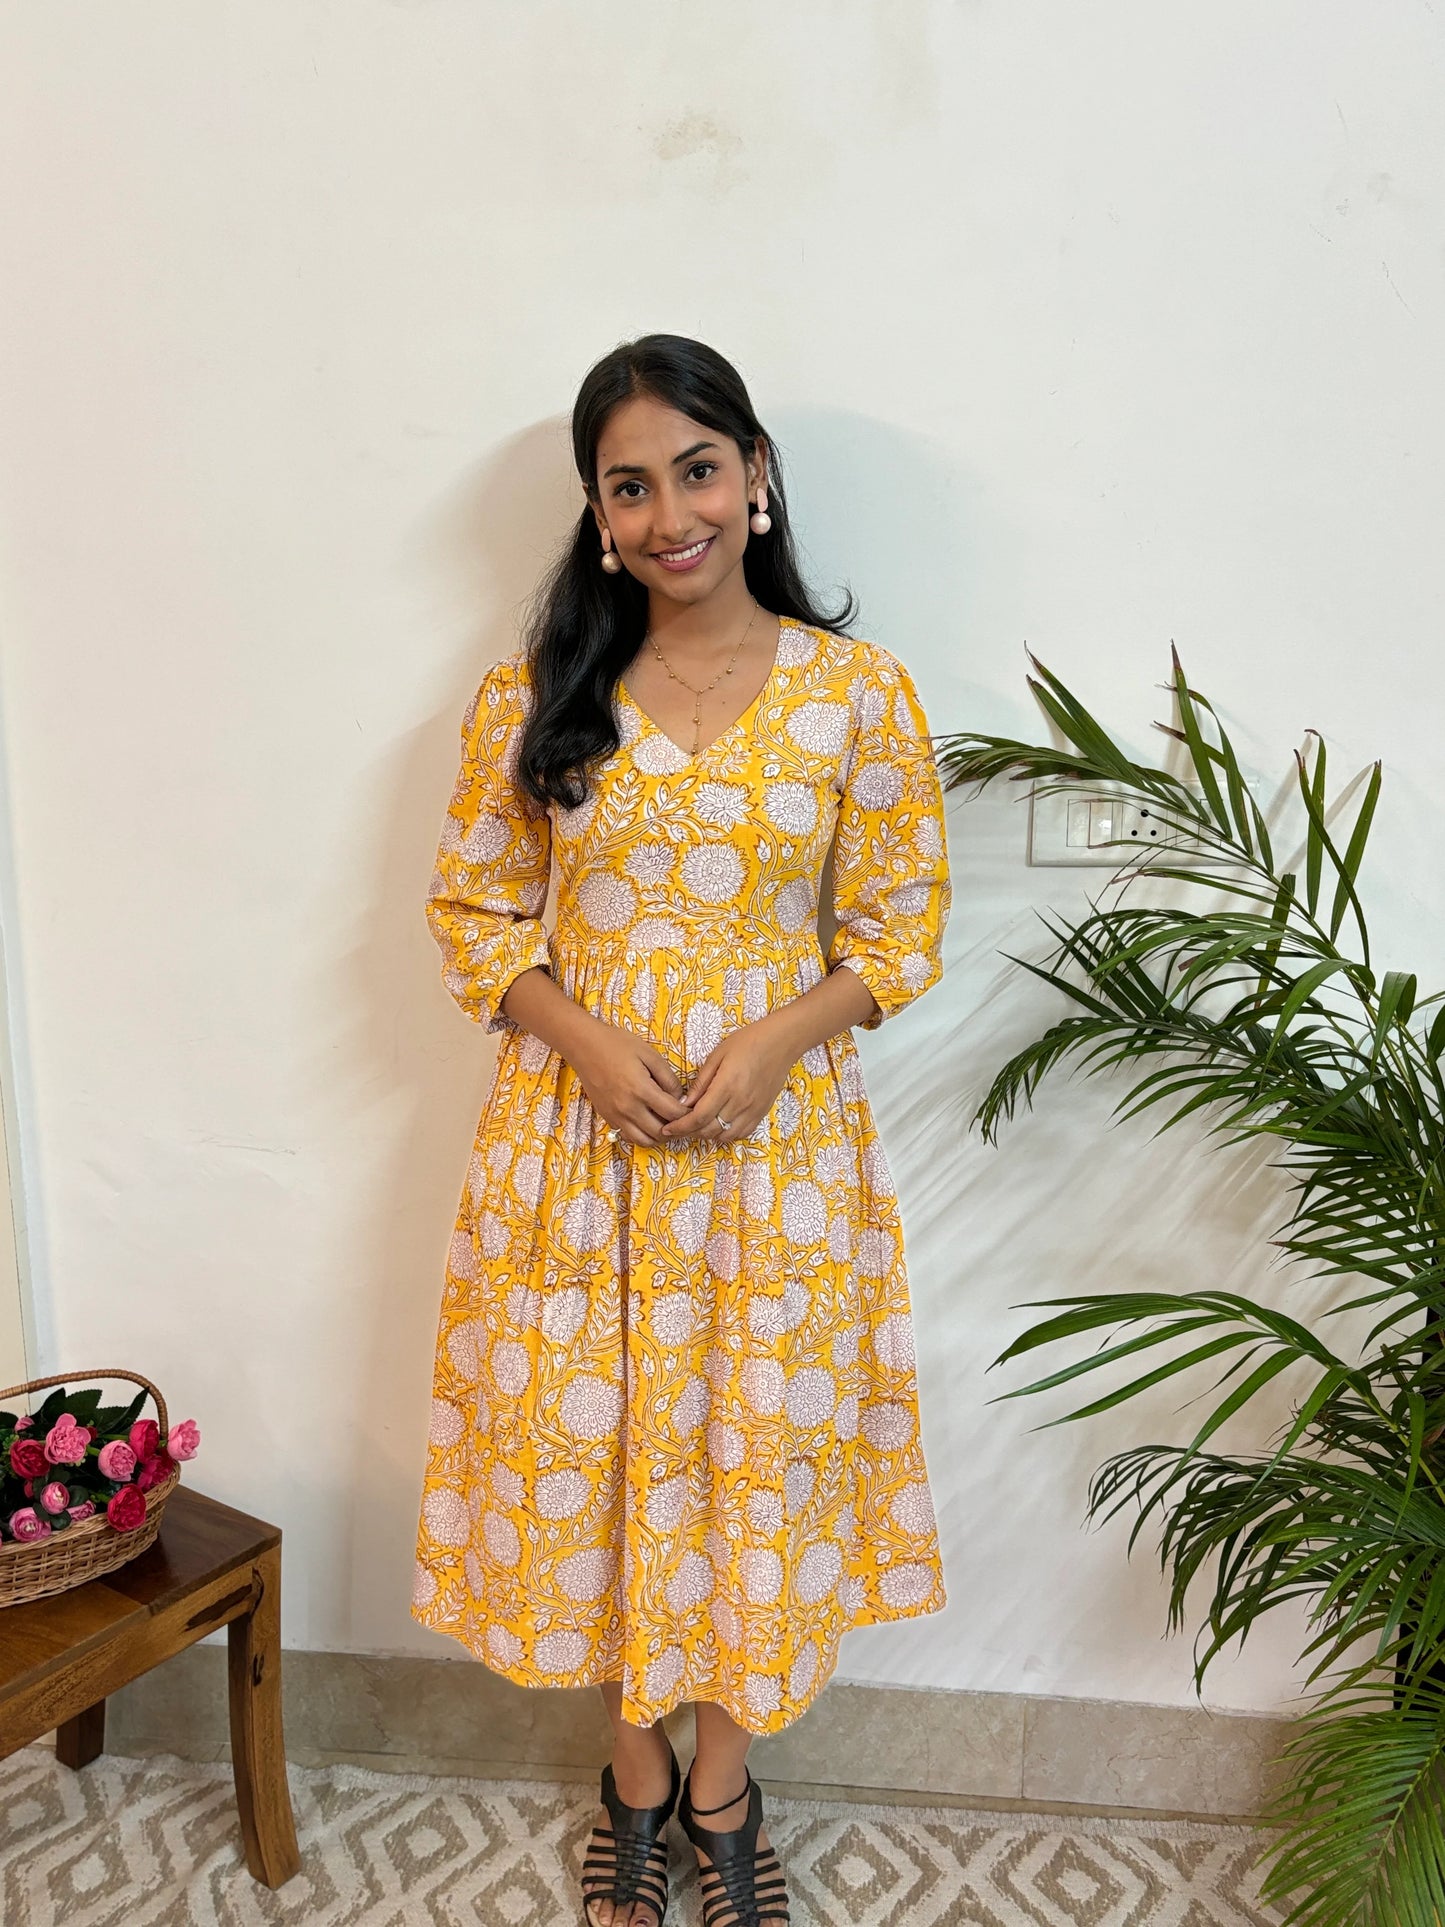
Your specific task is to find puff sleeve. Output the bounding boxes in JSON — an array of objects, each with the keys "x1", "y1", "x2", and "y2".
[
  {"x1": 425, "y1": 656, "x2": 553, "y2": 1034},
  {"x1": 826, "y1": 645, "x2": 952, "y2": 1031}
]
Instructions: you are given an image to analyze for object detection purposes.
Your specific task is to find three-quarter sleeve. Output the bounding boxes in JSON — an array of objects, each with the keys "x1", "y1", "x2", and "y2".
[
  {"x1": 426, "y1": 656, "x2": 553, "y2": 1035},
  {"x1": 826, "y1": 645, "x2": 952, "y2": 1031}
]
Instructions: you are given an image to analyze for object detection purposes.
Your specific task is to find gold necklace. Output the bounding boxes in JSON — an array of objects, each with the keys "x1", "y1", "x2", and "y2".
[{"x1": 644, "y1": 599, "x2": 760, "y2": 757}]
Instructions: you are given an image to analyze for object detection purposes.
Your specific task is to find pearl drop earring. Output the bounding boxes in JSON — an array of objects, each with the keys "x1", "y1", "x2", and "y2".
[
  {"x1": 599, "y1": 527, "x2": 622, "y2": 573},
  {"x1": 749, "y1": 485, "x2": 772, "y2": 535}
]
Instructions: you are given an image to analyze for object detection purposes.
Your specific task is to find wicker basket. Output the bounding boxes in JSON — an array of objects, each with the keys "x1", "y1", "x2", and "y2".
[{"x1": 0, "y1": 1369, "x2": 181, "y2": 1607}]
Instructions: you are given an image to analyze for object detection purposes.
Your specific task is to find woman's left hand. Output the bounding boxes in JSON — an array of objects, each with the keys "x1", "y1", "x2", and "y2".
[{"x1": 659, "y1": 1020, "x2": 798, "y2": 1143}]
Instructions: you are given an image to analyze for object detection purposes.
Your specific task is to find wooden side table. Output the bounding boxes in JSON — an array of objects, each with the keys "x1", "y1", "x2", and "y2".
[{"x1": 0, "y1": 1483, "x2": 300, "y2": 1888}]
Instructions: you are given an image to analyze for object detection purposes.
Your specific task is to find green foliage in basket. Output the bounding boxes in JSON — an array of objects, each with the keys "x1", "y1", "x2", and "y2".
[{"x1": 1, "y1": 1383, "x2": 200, "y2": 1544}]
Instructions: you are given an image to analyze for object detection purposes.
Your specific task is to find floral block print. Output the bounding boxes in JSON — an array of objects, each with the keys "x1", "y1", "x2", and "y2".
[{"x1": 413, "y1": 617, "x2": 952, "y2": 1736}]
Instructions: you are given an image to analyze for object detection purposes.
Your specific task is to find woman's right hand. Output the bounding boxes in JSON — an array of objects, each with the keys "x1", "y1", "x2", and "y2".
[{"x1": 567, "y1": 1020, "x2": 692, "y2": 1148}]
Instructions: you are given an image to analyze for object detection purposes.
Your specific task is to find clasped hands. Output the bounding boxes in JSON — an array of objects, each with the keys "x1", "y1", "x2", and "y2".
[{"x1": 570, "y1": 1014, "x2": 798, "y2": 1151}]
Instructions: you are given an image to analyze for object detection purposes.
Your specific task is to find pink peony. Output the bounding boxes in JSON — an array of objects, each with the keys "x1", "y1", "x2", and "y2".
[
  {"x1": 136, "y1": 1451, "x2": 177, "y2": 1494},
  {"x1": 43, "y1": 1416, "x2": 90, "y2": 1466},
  {"x1": 9, "y1": 1437, "x2": 47, "y2": 1479},
  {"x1": 106, "y1": 1485, "x2": 147, "y2": 1533},
  {"x1": 67, "y1": 1499, "x2": 97, "y2": 1523},
  {"x1": 129, "y1": 1419, "x2": 161, "y2": 1461},
  {"x1": 97, "y1": 1439, "x2": 137, "y2": 1482},
  {"x1": 8, "y1": 1506, "x2": 52, "y2": 1542},
  {"x1": 167, "y1": 1419, "x2": 200, "y2": 1462},
  {"x1": 38, "y1": 1481, "x2": 70, "y2": 1514}
]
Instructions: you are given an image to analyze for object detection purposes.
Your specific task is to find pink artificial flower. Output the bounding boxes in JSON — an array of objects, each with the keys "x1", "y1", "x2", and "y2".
[
  {"x1": 8, "y1": 1506, "x2": 52, "y2": 1542},
  {"x1": 38, "y1": 1481, "x2": 70, "y2": 1514},
  {"x1": 106, "y1": 1485, "x2": 147, "y2": 1533},
  {"x1": 167, "y1": 1419, "x2": 201, "y2": 1462},
  {"x1": 67, "y1": 1499, "x2": 97, "y2": 1523},
  {"x1": 9, "y1": 1437, "x2": 47, "y2": 1479},
  {"x1": 43, "y1": 1416, "x2": 89, "y2": 1466},
  {"x1": 97, "y1": 1439, "x2": 137, "y2": 1482},
  {"x1": 136, "y1": 1451, "x2": 177, "y2": 1494},
  {"x1": 14, "y1": 1414, "x2": 33, "y2": 1431},
  {"x1": 129, "y1": 1419, "x2": 161, "y2": 1462}
]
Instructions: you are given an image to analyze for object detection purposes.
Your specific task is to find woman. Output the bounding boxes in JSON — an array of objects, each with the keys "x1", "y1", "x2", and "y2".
[{"x1": 412, "y1": 334, "x2": 951, "y2": 1927}]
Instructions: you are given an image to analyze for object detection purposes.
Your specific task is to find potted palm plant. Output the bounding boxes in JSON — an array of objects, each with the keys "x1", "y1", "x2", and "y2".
[{"x1": 934, "y1": 649, "x2": 1445, "y2": 1927}]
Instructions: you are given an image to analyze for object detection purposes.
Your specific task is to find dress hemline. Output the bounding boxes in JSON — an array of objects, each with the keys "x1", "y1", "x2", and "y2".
[{"x1": 408, "y1": 1590, "x2": 948, "y2": 1738}]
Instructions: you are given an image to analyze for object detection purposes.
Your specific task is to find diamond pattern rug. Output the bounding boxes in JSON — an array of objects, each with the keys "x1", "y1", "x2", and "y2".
[{"x1": 0, "y1": 1741, "x2": 1284, "y2": 1926}]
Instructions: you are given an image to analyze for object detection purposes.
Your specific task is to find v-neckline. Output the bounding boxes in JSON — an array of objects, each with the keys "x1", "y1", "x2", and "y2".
[{"x1": 617, "y1": 616, "x2": 792, "y2": 763}]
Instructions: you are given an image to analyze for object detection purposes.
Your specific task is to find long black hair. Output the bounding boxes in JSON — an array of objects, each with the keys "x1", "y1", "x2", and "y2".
[{"x1": 514, "y1": 333, "x2": 858, "y2": 812}]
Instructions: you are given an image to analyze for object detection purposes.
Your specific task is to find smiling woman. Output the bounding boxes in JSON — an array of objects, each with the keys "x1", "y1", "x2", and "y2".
[{"x1": 412, "y1": 335, "x2": 952, "y2": 1927}]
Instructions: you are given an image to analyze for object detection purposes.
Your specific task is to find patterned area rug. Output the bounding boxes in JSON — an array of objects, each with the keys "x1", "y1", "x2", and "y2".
[{"x1": 0, "y1": 1741, "x2": 1284, "y2": 1926}]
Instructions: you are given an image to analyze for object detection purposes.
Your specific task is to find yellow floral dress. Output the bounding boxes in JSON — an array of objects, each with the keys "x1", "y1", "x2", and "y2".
[{"x1": 411, "y1": 615, "x2": 951, "y2": 1735}]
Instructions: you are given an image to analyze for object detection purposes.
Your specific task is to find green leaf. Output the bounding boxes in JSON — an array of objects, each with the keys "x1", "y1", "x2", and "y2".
[{"x1": 1328, "y1": 759, "x2": 1382, "y2": 943}]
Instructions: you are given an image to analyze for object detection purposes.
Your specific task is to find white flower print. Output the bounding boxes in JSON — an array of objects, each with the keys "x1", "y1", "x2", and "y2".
[
  {"x1": 747, "y1": 1489, "x2": 785, "y2": 1535},
  {"x1": 850, "y1": 763, "x2": 905, "y2": 812},
  {"x1": 794, "y1": 1539, "x2": 843, "y2": 1605},
  {"x1": 489, "y1": 1340, "x2": 532, "y2": 1396},
  {"x1": 481, "y1": 1510, "x2": 521, "y2": 1564},
  {"x1": 742, "y1": 1547, "x2": 783, "y2": 1604},
  {"x1": 785, "y1": 699, "x2": 851, "y2": 756},
  {"x1": 560, "y1": 1375, "x2": 624, "y2": 1441},
  {"x1": 429, "y1": 1399, "x2": 464, "y2": 1448},
  {"x1": 503, "y1": 1283, "x2": 540, "y2": 1327},
  {"x1": 535, "y1": 1472, "x2": 589, "y2": 1518},
  {"x1": 875, "y1": 1312, "x2": 917, "y2": 1373},
  {"x1": 740, "y1": 1162, "x2": 775, "y2": 1219},
  {"x1": 739, "y1": 1356, "x2": 785, "y2": 1416},
  {"x1": 646, "y1": 1648, "x2": 686, "y2": 1700},
  {"x1": 861, "y1": 1139, "x2": 895, "y2": 1197},
  {"x1": 831, "y1": 1328, "x2": 859, "y2": 1370},
  {"x1": 459, "y1": 812, "x2": 514, "y2": 864},
  {"x1": 624, "y1": 840, "x2": 676, "y2": 884},
  {"x1": 781, "y1": 1180, "x2": 827, "y2": 1243},
  {"x1": 783, "y1": 1460, "x2": 816, "y2": 1520},
  {"x1": 412, "y1": 1564, "x2": 437, "y2": 1608},
  {"x1": 743, "y1": 1672, "x2": 783, "y2": 1720},
  {"x1": 839, "y1": 1574, "x2": 868, "y2": 1616},
  {"x1": 694, "y1": 781, "x2": 752, "y2": 830},
  {"x1": 776, "y1": 622, "x2": 818, "y2": 669},
  {"x1": 784, "y1": 1367, "x2": 837, "y2": 1428},
  {"x1": 647, "y1": 1472, "x2": 687, "y2": 1533},
  {"x1": 748, "y1": 1278, "x2": 811, "y2": 1340},
  {"x1": 669, "y1": 1191, "x2": 712, "y2": 1258},
  {"x1": 680, "y1": 843, "x2": 744, "y2": 904},
  {"x1": 879, "y1": 1563, "x2": 938, "y2": 1609},
  {"x1": 712, "y1": 1598, "x2": 741, "y2": 1647},
  {"x1": 665, "y1": 1549, "x2": 715, "y2": 1611},
  {"x1": 650, "y1": 1292, "x2": 697, "y2": 1348},
  {"x1": 891, "y1": 1481, "x2": 937, "y2": 1536},
  {"x1": 684, "y1": 999, "x2": 724, "y2": 1069},
  {"x1": 512, "y1": 1152, "x2": 544, "y2": 1209},
  {"x1": 631, "y1": 916, "x2": 688, "y2": 951},
  {"x1": 828, "y1": 1212, "x2": 854, "y2": 1262},
  {"x1": 423, "y1": 1487, "x2": 470, "y2": 1549},
  {"x1": 541, "y1": 1286, "x2": 589, "y2": 1344},
  {"x1": 491, "y1": 1462, "x2": 525, "y2": 1509},
  {"x1": 562, "y1": 1187, "x2": 613, "y2": 1255},
  {"x1": 557, "y1": 1547, "x2": 619, "y2": 1602},
  {"x1": 633, "y1": 732, "x2": 693, "y2": 776},
  {"x1": 447, "y1": 1230, "x2": 477, "y2": 1284},
  {"x1": 465, "y1": 1548, "x2": 486, "y2": 1596},
  {"x1": 444, "y1": 1321, "x2": 480, "y2": 1378},
  {"x1": 855, "y1": 1225, "x2": 897, "y2": 1279},
  {"x1": 860, "y1": 1403, "x2": 914, "y2": 1452},
  {"x1": 480, "y1": 1212, "x2": 511, "y2": 1261},
  {"x1": 535, "y1": 1628, "x2": 591, "y2": 1675},
  {"x1": 763, "y1": 781, "x2": 818, "y2": 838},
  {"x1": 578, "y1": 872, "x2": 637, "y2": 933},
  {"x1": 705, "y1": 1420, "x2": 746, "y2": 1472},
  {"x1": 672, "y1": 1374, "x2": 710, "y2": 1433},
  {"x1": 705, "y1": 1228, "x2": 740, "y2": 1281},
  {"x1": 629, "y1": 969, "x2": 658, "y2": 1023},
  {"x1": 742, "y1": 966, "x2": 771, "y2": 1021},
  {"x1": 789, "y1": 1643, "x2": 818, "y2": 1700},
  {"x1": 833, "y1": 1393, "x2": 859, "y2": 1441},
  {"x1": 774, "y1": 1086, "x2": 802, "y2": 1137},
  {"x1": 774, "y1": 877, "x2": 816, "y2": 932},
  {"x1": 486, "y1": 1623, "x2": 523, "y2": 1666}
]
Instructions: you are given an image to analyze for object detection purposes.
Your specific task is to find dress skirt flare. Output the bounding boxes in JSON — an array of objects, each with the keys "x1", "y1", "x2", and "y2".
[{"x1": 411, "y1": 617, "x2": 952, "y2": 1736}]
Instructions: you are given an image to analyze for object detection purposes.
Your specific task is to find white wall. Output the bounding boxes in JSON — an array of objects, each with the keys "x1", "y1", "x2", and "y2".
[{"x1": 1, "y1": 1, "x2": 1442, "y2": 1715}]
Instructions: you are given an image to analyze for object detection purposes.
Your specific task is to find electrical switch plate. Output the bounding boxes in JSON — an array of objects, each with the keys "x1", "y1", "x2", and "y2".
[{"x1": 1028, "y1": 779, "x2": 1259, "y2": 867}]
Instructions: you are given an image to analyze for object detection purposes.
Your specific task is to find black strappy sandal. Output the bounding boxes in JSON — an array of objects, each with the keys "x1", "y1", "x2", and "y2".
[
  {"x1": 678, "y1": 1764, "x2": 791, "y2": 1927},
  {"x1": 580, "y1": 1740, "x2": 681, "y2": 1927}
]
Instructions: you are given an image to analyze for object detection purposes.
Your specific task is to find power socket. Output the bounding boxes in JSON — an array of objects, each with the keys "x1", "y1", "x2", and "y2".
[{"x1": 1029, "y1": 780, "x2": 1256, "y2": 867}]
